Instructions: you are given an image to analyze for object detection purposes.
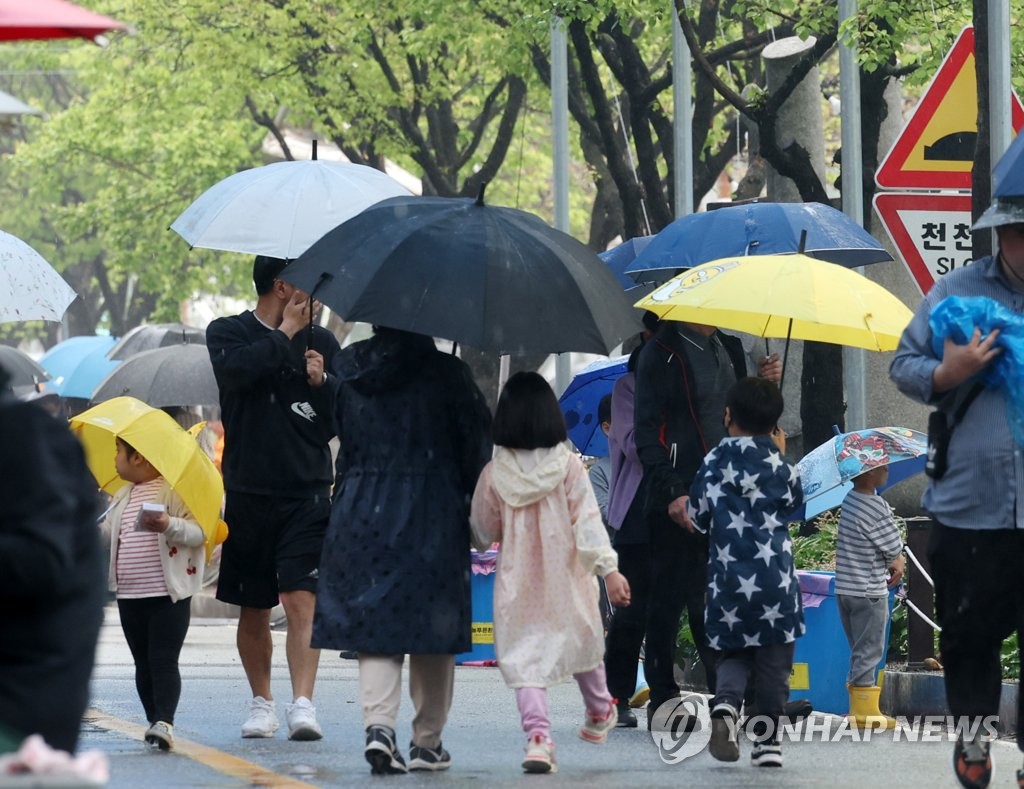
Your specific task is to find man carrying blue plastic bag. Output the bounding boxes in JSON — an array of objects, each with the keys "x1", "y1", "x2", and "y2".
[{"x1": 889, "y1": 197, "x2": 1024, "y2": 789}]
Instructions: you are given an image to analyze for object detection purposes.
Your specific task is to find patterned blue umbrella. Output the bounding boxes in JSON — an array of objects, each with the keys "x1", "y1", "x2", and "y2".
[
  {"x1": 559, "y1": 355, "x2": 628, "y2": 457},
  {"x1": 797, "y1": 426, "x2": 927, "y2": 520}
]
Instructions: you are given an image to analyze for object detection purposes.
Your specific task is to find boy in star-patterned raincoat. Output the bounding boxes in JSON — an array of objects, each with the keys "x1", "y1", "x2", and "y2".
[{"x1": 687, "y1": 377, "x2": 804, "y2": 768}]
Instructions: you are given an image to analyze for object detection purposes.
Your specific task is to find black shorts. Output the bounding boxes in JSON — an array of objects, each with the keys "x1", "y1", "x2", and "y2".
[{"x1": 216, "y1": 491, "x2": 330, "y2": 609}]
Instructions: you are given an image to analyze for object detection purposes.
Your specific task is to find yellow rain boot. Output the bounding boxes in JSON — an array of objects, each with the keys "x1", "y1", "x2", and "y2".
[{"x1": 847, "y1": 684, "x2": 897, "y2": 730}]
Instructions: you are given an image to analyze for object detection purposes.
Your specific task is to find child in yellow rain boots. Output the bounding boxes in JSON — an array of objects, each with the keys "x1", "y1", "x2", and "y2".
[{"x1": 835, "y1": 465, "x2": 905, "y2": 729}]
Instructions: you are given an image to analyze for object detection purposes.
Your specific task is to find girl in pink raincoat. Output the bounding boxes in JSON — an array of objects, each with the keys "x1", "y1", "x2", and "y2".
[{"x1": 470, "y1": 372, "x2": 630, "y2": 774}]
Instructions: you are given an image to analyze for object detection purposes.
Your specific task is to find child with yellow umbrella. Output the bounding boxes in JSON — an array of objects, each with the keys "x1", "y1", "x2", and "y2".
[{"x1": 71, "y1": 397, "x2": 227, "y2": 753}]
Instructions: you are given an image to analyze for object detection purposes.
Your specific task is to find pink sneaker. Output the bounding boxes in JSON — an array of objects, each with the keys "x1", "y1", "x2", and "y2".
[
  {"x1": 580, "y1": 701, "x2": 617, "y2": 744},
  {"x1": 522, "y1": 734, "x2": 557, "y2": 773}
]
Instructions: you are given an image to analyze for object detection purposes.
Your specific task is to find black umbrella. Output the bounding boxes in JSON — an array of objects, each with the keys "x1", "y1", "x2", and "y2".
[
  {"x1": 281, "y1": 191, "x2": 641, "y2": 355},
  {"x1": 0, "y1": 345, "x2": 50, "y2": 392},
  {"x1": 107, "y1": 322, "x2": 206, "y2": 360},
  {"x1": 92, "y1": 344, "x2": 218, "y2": 408}
]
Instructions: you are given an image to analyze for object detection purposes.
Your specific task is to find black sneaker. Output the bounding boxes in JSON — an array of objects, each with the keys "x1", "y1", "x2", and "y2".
[
  {"x1": 365, "y1": 725, "x2": 408, "y2": 775},
  {"x1": 709, "y1": 702, "x2": 740, "y2": 762},
  {"x1": 616, "y1": 703, "x2": 638, "y2": 728},
  {"x1": 409, "y1": 741, "x2": 451, "y2": 771},
  {"x1": 751, "y1": 738, "x2": 783, "y2": 767}
]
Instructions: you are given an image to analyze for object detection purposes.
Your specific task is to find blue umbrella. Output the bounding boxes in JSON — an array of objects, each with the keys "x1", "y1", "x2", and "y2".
[
  {"x1": 598, "y1": 235, "x2": 655, "y2": 289},
  {"x1": 993, "y1": 130, "x2": 1024, "y2": 198},
  {"x1": 559, "y1": 355, "x2": 628, "y2": 457},
  {"x1": 625, "y1": 201, "x2": 893, "y2": 281},
  {"x1": 796, "y1": 426, "x2": 928, "y2": 520},
  {"x1": 40, "y1": 335, "x2": 119, "y2": 398}
]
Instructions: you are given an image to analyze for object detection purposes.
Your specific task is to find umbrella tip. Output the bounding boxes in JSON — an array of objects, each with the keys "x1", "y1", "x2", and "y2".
[
  {"x1": 798, "y1": 228, "x2": 807, "y2": 253},
  {"x1": 312, "y1": 139, "x2": 318, "y2": 160},
  {"x1": 832, "y1": 423, "x2": 842, "y2": 436},
  {"x1": 475, "y1": 181, "x2": 487, "y2": 207}
]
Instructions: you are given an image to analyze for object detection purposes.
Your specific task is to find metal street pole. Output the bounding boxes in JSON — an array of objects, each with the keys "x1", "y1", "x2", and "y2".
[
  {"x1": 839, "y1": 0, "x2": 867, "y2": 430},
  {"x1": 988, "y1": 0, "x2": 1012, "y2": 171},
  {"x1": 552, "y1": 17, "x2": 572, "y2": 395},
  {"x1": 672, "y1": 3, "x2": 693, "y2": 218}
]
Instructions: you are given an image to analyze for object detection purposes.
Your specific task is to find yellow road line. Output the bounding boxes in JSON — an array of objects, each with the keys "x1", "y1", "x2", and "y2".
[{"x1": 84, "y1": 709, "x2": 319, "y2": 788}]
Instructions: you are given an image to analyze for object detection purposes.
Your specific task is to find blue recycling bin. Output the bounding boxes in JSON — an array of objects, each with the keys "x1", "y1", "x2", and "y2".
[
  {"x1": 456, "y1": 550, "x2": 497, "y2": 664},
  {"x1": 789, "y1": 571, "x2": 895, "y2": 714}
]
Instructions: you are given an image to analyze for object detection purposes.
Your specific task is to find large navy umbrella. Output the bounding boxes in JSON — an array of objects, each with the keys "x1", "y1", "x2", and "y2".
[
  {"x1": 625, "y1": 201, "x2": 893, "y2": 282},
  {"x1": 993, "y1": 131, "x2": 1024, "y2": 198},
  {"x1": 281, "y1": 192, "x2": 641, "y2": 355}
]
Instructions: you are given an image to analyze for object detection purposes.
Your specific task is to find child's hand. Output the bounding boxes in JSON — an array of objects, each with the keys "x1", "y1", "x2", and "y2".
[
  {"x1": 770, "y1": 425, "x2": 787, "y2": 453},
  {"x1": 138, "y1": 510, "x2": 169, "y2": 534},
  {"x1": 887, "y1": 555, "x2": 905, "y2": 588},
  {"x1": 605, "y1": 571, "x2": 631, "y2": 607}
]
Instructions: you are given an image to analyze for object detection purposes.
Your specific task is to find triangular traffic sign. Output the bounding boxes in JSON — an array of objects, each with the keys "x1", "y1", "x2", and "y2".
[
  {"x1": 876, "y1": 26, "x2": 1024, "y2": 190},
  {"x1": 873, "y1": 192, "x2": 973, "y2": 295}
]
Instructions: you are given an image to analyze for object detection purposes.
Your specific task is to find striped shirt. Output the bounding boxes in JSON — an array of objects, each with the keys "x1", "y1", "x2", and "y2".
[
  {"x1": 835, "y1": 490, "x2": 903, "y2": 597},
  {"x1": 116, "y1": 478, "x2": 168, "y2": 598}
]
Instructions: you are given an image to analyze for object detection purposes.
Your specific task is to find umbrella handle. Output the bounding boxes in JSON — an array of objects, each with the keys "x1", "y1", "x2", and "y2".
[{"x1": 306, "y1": 272, "x2": 333, "y2": 352}]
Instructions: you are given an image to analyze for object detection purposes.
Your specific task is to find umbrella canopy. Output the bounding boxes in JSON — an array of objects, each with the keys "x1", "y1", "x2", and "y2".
[
  {"x1": 559, "y1": 355, "x2": 628, "y2": 456},
  {"x1": 625, "y1": 201, "x2": 893, "y2": 282},
  {"x1": 0, "y1": 0, "x2": 127, "y2": 41},
  {"x1": 634, "y1": 254, "x2": 914, "y2": 352},
  {"x1": 107, "y1": 323, "x2": 205, "y2": 360},
  {"x1": 281, "y1": 193, "x2": 641, "y2": 354},
  {"x1": 92, "y1": 344, "x2": 218, "y2": 408},
  {"x1": 0, "y1": 228, "x2": 77, "y2": 323},
  {"x1": 993, "y1": 129, "x2": 1024, "y2": 198},
  {"x1": 599, "y1": 236, "x2": 655, "y2": 289},
  {"x1": 39, "y1": 335, "x2": 118, "y2": 398},
  {"x1": 170, "y1": 159, "x2": 412, "y2": 259},
  {"x1": 0, "y1": 345, "x2": 50, "y2": 393},
  {"x1": 70, "y1": 397, "x2": 225, "y2": 561},
  {"x1": 797, "y1": 426, "x2": 928, "y2": 520},
  {"x1": 0, "y1": 89, "x2": 41, "y2": 117}
]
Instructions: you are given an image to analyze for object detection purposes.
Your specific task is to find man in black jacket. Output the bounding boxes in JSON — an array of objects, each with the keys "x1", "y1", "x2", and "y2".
[
  {"x1": 207, "y1": 256, "x2": 340, "y2": 742},
  {"x1": 626, "y1": 321, "x2": 780, "y2": 720}
]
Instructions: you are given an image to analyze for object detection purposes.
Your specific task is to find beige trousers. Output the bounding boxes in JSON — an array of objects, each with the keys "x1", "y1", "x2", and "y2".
[{"x1": 358, "y1": 653, "x2": 455, "y2": 749}]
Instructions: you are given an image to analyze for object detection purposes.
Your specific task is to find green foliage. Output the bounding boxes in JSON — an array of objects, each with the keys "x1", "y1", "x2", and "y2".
[
  {"x1": 789, "y1": 512, "x2": 838, "y2": 571},
  {"x1": 1002, "y1": 632, "x2": 1020, "y2": 681}
]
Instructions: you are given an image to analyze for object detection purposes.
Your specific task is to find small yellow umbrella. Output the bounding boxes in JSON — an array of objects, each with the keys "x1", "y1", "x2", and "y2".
[
  {"x1": 70, "y1": 396, "x2": 227, "y2": 561},
  {"x1": 633, "y1": 253, "x2": 913, "y2": 351}
]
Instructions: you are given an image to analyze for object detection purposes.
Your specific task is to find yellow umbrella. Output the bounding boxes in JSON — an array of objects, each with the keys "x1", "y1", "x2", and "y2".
[
  {"x1": 633, "y1": 253, "x2": 913, "y2": 351},
  {"x1": 70, "y1": 396, "x2": 227, "y2": 561}
]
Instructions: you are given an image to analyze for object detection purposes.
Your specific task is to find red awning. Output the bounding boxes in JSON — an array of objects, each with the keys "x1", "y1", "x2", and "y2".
[{"x1": 0, "y1": 0, "x2": 127, "y2": 42}]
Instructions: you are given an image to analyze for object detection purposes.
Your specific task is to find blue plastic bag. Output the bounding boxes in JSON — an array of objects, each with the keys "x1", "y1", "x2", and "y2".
[{"x1": 929, "y1": 295, "x2": 1024, "y2": 446}]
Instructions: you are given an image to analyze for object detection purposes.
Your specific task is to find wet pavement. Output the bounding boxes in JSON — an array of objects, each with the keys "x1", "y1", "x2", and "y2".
[{"x1": 80, "y1": 609, "x2": 1023, "y2": 787}]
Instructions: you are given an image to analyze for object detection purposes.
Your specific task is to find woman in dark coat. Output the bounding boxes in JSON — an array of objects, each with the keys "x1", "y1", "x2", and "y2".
[{"x1": 313, "y1": 327, "x2": 491, "y2": 775}]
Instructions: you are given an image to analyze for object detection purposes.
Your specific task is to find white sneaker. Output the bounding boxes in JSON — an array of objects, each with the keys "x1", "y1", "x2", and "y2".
[
  {"x1": 286, "y1": 697, "x2": 323, "y2": 741},
  {"x1": 241, "y1": 696, "x2": 280, "y2": 738}
]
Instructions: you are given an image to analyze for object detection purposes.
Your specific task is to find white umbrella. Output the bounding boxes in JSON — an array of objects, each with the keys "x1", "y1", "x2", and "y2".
[
  {"x1": 0, "y1": 229, "x2": 77, "y2": 323},
  {"x1": 170, "y1": 159, "x2": 413, "y2": 259}
]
